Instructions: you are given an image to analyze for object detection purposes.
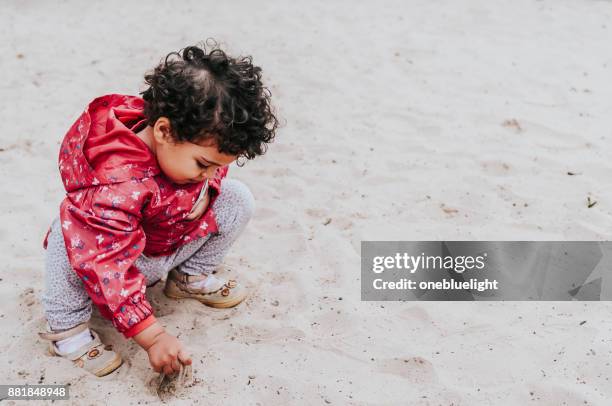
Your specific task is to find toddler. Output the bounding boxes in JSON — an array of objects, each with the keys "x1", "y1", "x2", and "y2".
[{"x1": 38, "y1": 42, "x2": 277, "y2": 377}]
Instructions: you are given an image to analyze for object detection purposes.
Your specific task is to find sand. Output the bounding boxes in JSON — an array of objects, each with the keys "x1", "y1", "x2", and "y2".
[{"x1": 1, "y1": 0, "x2": 612, "y2": 404}]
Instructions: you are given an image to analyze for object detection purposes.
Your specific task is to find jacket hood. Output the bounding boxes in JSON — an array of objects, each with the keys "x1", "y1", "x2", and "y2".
[{"x1": 59, "y1": 94, "x2": 161, "y2": 192}]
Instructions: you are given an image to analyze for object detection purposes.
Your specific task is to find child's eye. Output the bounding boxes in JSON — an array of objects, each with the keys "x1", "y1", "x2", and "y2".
[{"x1": 197, "y1": 161, "x2": 210, "y2": 169}]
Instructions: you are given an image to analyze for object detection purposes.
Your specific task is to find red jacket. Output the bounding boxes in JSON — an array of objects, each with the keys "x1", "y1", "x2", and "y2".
[{"x1": 44, "y1": 94, "x2": 228, "y2": 338}]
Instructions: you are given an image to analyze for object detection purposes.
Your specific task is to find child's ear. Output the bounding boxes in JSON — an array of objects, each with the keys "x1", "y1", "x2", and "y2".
[{"x1": 152, "y1": 117, "x2": 174, "y2": 144}]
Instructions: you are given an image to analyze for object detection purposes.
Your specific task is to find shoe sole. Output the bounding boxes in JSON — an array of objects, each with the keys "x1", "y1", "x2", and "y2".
[
  {"x1": 163, "y1": 280, "x2": 247, "y2": 308},
  {"x1": 47, "y1": 346, "x2": 123, "y2": 377},
  {"x1": 94, "y1": 354, "x2": 123, "y2": 377}
]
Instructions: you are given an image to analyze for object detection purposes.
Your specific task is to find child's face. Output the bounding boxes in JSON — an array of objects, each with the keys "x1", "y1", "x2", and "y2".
[{"x1": 151, "y1": 118, "x2": 238, "y2": 185}]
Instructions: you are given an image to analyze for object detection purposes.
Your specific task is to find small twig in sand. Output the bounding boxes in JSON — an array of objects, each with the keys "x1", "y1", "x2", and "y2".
[
  {"x1": 154, "y1": 363, "x2": 194, "y2": 401},
  {"x1": 440, "y1": 204, "x2": 459, "y2": 215},
  {"x1": 587, "y1": 197, "x2": 597, "y2": 208},
  {"x1": 502, "y1": 118, "x2": 523, "y2": 132}
]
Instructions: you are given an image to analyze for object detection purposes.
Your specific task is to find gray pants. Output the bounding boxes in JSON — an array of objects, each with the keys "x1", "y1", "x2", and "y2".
[{"x1": 41, "y1": 179, "x2": 255, "y2": 331}]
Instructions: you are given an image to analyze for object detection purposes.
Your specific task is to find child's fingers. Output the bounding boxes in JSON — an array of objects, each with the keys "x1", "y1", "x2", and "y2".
[
  {"x1": 170, "y1": 358, "x2": 182, "y2": 373},
  {"x1": 162, "y1": 364, "x2": 174, "y2": 376},
  {"x1": 149, "y1": 358, "x2": 162, "y2": 373},
  {"x1": 178, "y1": 349, "x2": 192, "y2": 365}
]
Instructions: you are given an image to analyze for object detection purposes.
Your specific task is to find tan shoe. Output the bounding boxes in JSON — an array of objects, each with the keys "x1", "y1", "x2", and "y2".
[
  {"x1": 164, "y1": 268, "x2": 247, "y2": 308},
  {"x1": 39, "y1": 322, "x2": 123, "y2": 377}
]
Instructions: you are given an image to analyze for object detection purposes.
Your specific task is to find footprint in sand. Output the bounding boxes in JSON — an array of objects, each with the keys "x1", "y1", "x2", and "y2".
[
  {"x1": 376, "y1": 356, "x2": 437, "y2": 384},
  {"x1": 252, "y1": 206, "x2": 276, "y2": 221},
  {"x1": 20, "y1": 287, "x2": 37, "y2": 307},
  {"x1": 231, "y1": 325, "x2": 306, "y2": 345},
  {"x1": 306, "y1": 208, "x2": 354, "y2": 231},
  {"x1": 305, "y1": 208, "x2": 327, "y2": 219},
  {"x1": 396, "y1": 305, "x2": 432, "y2": 324},
  {"x1": 310, "y1": 310, "x2": 357, "y2": 340},
  {"x1": 18, "y1": 287, "x2": 38, "y2": 322},
  {"x1": 480, "y1": 160, "x2": 511, "y2": 177}
]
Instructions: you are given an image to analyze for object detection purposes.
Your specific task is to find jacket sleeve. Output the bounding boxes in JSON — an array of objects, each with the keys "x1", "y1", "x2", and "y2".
[{"x1": 59, "y1": 181, "x2": 156, "y2": 338}]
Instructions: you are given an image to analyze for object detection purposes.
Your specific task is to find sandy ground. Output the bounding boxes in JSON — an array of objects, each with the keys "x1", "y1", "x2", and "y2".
[{"x1": 1, "y1": 0, "x2": 612, "y2": 404}]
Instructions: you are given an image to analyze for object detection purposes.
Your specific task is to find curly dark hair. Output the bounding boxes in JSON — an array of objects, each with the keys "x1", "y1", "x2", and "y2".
[{"x1": 140, "y1": 41, "x2": 278, "y2": 162}]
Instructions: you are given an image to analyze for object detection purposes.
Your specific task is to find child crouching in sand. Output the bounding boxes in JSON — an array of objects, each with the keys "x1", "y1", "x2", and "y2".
[{"x1": 39, "y1": 42, "x2": 277, "y2": 377}]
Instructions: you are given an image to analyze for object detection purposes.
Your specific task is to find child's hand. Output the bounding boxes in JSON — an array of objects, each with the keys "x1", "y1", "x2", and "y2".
[
  {"x1": 185, "y1": 191, "x2": 210, "y2": 221},
  {"x1": 133, "y1": 322, "x2": 192, "y2": 374},
  {"x1": 146, "y1": 333, "x2": 192, "y2": 375}
]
